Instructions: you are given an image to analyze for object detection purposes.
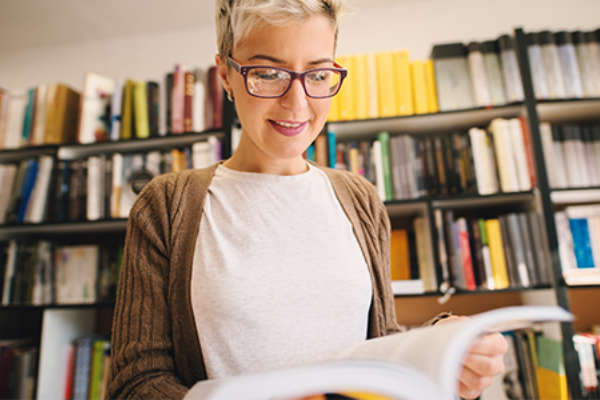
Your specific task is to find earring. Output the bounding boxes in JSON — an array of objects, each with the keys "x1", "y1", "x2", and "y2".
[{"x1": 227, "y1": 91, "x2": 234, "y2": 102}]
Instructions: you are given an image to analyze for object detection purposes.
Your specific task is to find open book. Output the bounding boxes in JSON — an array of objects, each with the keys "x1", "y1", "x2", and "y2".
[{"x1": 185, "y1": 306, "x2": 572, "y2": 400}]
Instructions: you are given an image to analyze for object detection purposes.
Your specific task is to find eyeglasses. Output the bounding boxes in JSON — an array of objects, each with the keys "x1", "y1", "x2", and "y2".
[{"x1": 227, "y1": 57, "x2": 347, "y2": 99}]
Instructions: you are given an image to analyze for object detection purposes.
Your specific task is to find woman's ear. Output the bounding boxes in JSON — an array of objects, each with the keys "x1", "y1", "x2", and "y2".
[{"x1": 215, "y1": 54, "x2": 232, "y2": 97}]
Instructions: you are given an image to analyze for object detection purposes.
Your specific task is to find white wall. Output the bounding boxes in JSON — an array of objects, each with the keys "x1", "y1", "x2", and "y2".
[{"x1": 2, "y1": 0, "x2": 599, "y2": 91}]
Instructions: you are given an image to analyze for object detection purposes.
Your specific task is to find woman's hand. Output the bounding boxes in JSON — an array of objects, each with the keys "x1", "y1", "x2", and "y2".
[{"x1": 436, "y1": 316, "x2": 509, "y2": 399}]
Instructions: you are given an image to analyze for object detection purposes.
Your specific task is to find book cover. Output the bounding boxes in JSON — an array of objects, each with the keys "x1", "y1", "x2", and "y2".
[
  {"x1": 21, "y1": 88, "x2": 35, "y2": 146},
  {"x1": 146, "y1": 81, "x2": 160, "y2": 137},
  {"x1": 78, "y1": 73, "x2": 114, "y2": 144},
  {"x1": 410, "y1": 61, "x2": 428, "y2": 115},
  {"x1": 193, "y1": 68, "x2": 207, "y2": 133},
  {"x1": 457, "y1": 218, "x2": 476, "y2": 290},
  {"x1": 54, "y1": 246, "x2": 99, "y2": 304},
  {"x1": 31, "y1": 85, "x2": 48, "y2": 145},
  {"x1": 132, "y1": 81, "x2": 150, "y2": 139},
  {"x1": 517, "y1": 212, "x2": 540, "y2": 286},
  {"x1": 484, "y1": 219, "x2": 510, "y2": 289},
  {"x1": 392, "y1": 51, "x2": 413, "y2": 116},
  {"x1": 390, "y1": 230, "x2": 410, "y2": 281},
  {"x1": 499, "y1": 215, "x2": 518, "y2": 287},
  {"x1": 338, "y1": 55, "x2": 356, "y2": 121},
  {"x1": 172, "y1": 65, "x2": 185, "y2": 134},
  {"x1": 120, "y1": 80, "x2": 134, "y2": 140},
  {"x1": 353, "y1": 54, "x2": 369, "y2": 120},
  {"x1": 184, "y1": 71, "x2": 195, "y2": 132},
  {"x1": 377, "y1": 132, "x2": 393, "y2": 201},
  {"x1": 375, "y1": 52, "x2": 396, "y2": 118}
]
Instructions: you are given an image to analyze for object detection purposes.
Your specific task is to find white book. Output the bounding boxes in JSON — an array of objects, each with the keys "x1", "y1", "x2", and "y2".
[
  {"x1": 30, "y1": 85, "x2": 47, "y2": 145},
  {"x1": 110, "y1": 79, "x2": 123, "y2": 141},
  {"x1": 469, "y1": 128, "x2": 497, "y2": 195},
  {"x1": 185, "y1": 306, "x2": 571, "y2": 400},
  {"x1": 555, "y1": 211, "x2": 578, "y2": 272},
  {"x1": 403, "y1": 136, "x2": 418, "y2": 198},
  {"x1": 468, "y1": 48, "x2": 492, "y2": 106},
  {"x1": 192, "y1": 141, "x2": 213, "y2": 169},
  {"x1": 86, "y1": 155, "x2": 106, "y2": 221},
  {"x1": 193, "y1": 68, "x2": 206, "y2": 133},
  {"x1": 539, "y1": 122, "x2": 557, "y2": 188},
  {"x1": 371, "y1": 140, "x2": 385, "y2": 201},
  {"x1": 24, "y1": 155, "x2": 54, "y2": 223},
  {"x1": 562, "y1": 126, "x2": 585, "y2": 187},
  {"x1": 1, "y1": 241, "x2": 18, "y2": 305},
  {"x1": 588, "y1": 216, "x2": 600, "y2": 268},
  {"x1": 391, "y1": 279, "x2": 425, "y2": 295},
  {"x1": 111, "y1": 153, "x2": 123, "y2": 218},
  {"x1": 147, "y1": 151, "x2": 162, "y2": 176},
  {"x1": 550, "y1": 126, "x2": 569, "y2": 188},
  {"x1": 0, "y1": 164, "x2": 17, "y2": 224},
  {"x1": 414, "y1": 217, "x2": 436, "y2": 292},
  {"x1": 4, "y1": 92, "x2": 27, "y2": 148},
  {"x1": 54, "y1": 245, "x2": 99, "y2": 304},
  {"x1": 78, "y1": 73, "x2": 115, "y2": 144},
  {"x1": 489, "y1": 119, "x2": 519, "y2": 192},
  {"x1": 507, "y1": 119, "x2": 531, "y2": 191},
  {"x1": 541, "y1": 43, "x2": 566, "y2": 99}
]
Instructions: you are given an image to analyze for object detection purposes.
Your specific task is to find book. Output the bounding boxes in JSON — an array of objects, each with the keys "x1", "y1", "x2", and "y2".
[
  {"x1": 185, "y1": 306, "x2": 571, "y2": 400},
  {"x1": 390, "y1": 230, "x2": 409, "y2": 281},
  {"x1": 78, "y1": 73, "x2": 114, "y2": 144}
]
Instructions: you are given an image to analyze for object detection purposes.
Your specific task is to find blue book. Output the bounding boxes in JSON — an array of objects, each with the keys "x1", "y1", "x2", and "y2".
[
  {"x1": 17, "y1": 159, "x2": 39, "y2": 223},
  {"x1": 327, "y1": 131, "x2": 336, "y2": 168},
  {"x1": 22, "y1": 88, "x2": 35, "y2": 144},
  {"x1": 306, "y1": 144, "x2": 315, "y2": 162},
  {"x1": 569, "y1": 218, "x2": 595, "y2": 268}
]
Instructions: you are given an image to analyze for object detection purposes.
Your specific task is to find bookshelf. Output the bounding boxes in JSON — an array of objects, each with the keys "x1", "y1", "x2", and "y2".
[{"x1": 1, "y1": 22, "x2": 599, "y2": 400}]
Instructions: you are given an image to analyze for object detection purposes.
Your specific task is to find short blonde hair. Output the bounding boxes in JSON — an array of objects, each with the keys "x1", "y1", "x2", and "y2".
[{"x1": 216, "y1": 0, "x2": 343, "y2": 58}]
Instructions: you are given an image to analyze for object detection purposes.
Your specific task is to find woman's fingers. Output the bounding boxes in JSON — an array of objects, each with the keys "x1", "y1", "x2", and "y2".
[{"x1": 468, "y1": 332, "x2": 509, "y2": 356}]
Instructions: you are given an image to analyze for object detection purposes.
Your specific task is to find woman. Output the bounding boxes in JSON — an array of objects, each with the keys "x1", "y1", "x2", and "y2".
[{"x1": 108, "y1": 1, "x2": 507, "y2": 399}]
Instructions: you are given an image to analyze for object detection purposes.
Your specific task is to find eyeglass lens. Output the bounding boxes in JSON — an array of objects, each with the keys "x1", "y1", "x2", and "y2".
[{"x1": 246, "y1": 67, "x2": 342, "y2": 97}]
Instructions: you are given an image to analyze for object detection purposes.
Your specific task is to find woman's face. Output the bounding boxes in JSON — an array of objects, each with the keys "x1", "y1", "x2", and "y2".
[{"x1": 217, "y1": 14, "x2": 336, "y2": 166}]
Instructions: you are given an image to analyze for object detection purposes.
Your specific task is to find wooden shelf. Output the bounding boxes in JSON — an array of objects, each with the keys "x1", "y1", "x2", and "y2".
[
  {"x1": 431, "y1": 191, "x2": 535, "y2": 209},
  {"x1": 57, "y1": 129, "x2": 223, "y2": 159},
  {"x1": 0, "y1": 219, "x2": 128, "y2": 239},
  {"x1": 328, "y1": 103, "x2": 524, "y2": 138},
  {"x1": 551, "y1": 188, "x2": 600, "y2": 205},
  {"x1": 0, "y1": 145, "x2": 59, "y2": 163},
  {"x1": 537, "y1": 98, "x2": 600, "y2": 123},
  {"x1": 0, "y1": 303, "x2": 115, "y2": 311},
  {"x1": 393, "y1": 284, "x2": 552, "y2": 298}
]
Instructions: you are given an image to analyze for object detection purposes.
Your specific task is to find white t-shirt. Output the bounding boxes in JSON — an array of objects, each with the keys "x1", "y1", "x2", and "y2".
[{"x1": 190, "y1": 162, "x2": 372, "y2": 379}]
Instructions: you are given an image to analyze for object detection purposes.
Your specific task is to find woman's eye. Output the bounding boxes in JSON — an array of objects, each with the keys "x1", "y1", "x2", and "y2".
[{"x1": 307, "y1": 71, "x2": 328, "y2": 82}]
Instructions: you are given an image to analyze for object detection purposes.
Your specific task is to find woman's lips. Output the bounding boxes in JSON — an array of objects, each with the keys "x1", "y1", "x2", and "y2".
[{"x1": 269, "y1": 119, "x2": 308, "y2": 137}]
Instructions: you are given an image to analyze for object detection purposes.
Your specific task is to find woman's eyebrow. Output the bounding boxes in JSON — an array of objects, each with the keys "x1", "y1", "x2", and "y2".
[{"x1": 247, "y1": 54, "x2": 334, "y2": 65}]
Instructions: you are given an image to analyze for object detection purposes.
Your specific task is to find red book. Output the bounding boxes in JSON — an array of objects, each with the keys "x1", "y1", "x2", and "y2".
[
  {"x1": 184, "y1": 71, "x2": 195, "y2": 132},
  {"x1": 171, "y1": 65, "x2": 185, "y2": 134},
  {"x1": 207, "y1": 66, "x2": 223, "y2": 129},
  {"x1": 458, "y1": 218, "x2": 476, "y2": 290},
  {"x1": 519, "y1": 116, "x2": 537, "y2": 187},
  {"x1": 63, "y1": 343, "x2": 76, "y2": 400}
]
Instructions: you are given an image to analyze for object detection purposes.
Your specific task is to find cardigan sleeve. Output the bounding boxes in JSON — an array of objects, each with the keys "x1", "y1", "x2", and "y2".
[{"x1": 108, "y1": 176, "x2": 189, "y2": 399}]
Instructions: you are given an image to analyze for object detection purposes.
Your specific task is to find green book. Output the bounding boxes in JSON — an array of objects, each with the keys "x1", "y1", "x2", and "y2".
[
  {"x1": 88, "y1": 339, "x2": 109, "y2": 400},
  {"x1": 378, "y1": 131, "x2": 393, "y2": 201},
  {"x1": 22, "y1": 88, "x2": 35, "y2": 144}
]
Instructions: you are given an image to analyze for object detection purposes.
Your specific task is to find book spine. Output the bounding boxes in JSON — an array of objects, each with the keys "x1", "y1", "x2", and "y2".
[
  {"x1": 184, "y1": 71, "x2": 195, "y2": 132},
  {"x1": 172, "y1": 65, "x2": 185, "y2": 134},
  {"x1": 378, "y1": 132, "x2": 393, "y2": 201},
  {"x1": 457, "y1": 218, "x2": 476, "y2": 290}
]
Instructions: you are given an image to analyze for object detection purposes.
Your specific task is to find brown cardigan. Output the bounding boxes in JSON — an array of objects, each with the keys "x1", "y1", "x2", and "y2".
[{"x1": 108, "y1": 162, "x2": 401, "y2": 399}]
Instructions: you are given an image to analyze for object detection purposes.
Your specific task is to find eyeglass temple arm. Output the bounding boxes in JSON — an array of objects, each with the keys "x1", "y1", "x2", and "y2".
[{"x1": 227, "y1": 57, "x2": 241, "y2": 72}]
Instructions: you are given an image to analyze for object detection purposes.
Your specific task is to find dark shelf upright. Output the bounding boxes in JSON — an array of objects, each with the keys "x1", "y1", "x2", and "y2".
[{"x1": 513, "y1": 27, "x2": 584, "y2": 398}]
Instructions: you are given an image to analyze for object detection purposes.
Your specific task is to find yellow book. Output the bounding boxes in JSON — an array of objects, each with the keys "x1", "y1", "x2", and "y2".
[
  {"x1": 535, "y1": 335, "x2": 569, "y2": 400},
  {"x1": 133, "y1": 81, "x2": 149, "y2": 139},
  {"x1": 424, "y1": 60, "x2": 439, "y2": 113},
  {"x1": 410, "y1": 61, "x2": 429, "y2": 115},
  {"x1": 375, "y1": 52, "x2": 396, "y2": 118},
  {"x1": 536, "y1": 368, "x2": 568, "y2": 399},
  {"x1": 121, "y1": 80, "x2": 134, "y2": 140},
  {"x1": 349, "y1": 147, "x2": 359, "y2": 174},
  {"x1": 484, "y1": 219, "x2": 510, "y2": 289},
  {"x1": 337, "y1": 55, "x2": 355, "y2": 121},
  {"x1": 366, "y1": 53, "x2": 379, "y2": 119},
  {"x1": 390, "y1": 229, "x2": 410, "y2": 280},
  {"x1": 354, "y1": 54, "x2": 369, "y2": 120},
  {"x1": 392, "y1": 50, "x2": 413, "y2": 116}
]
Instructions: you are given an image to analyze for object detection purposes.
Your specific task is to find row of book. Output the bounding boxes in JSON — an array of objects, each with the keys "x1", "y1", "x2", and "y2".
[
  {"x1": 389, "y1": 218, "x2": 436, "y2": 294},
  {"x1": 432, "y1": 35, "x2": 525, "y2": 112},
  {"x1": 540, "y1": 121, "x2": 600, "y2": 189},
  {"x1": 527, "y1": 29, "x2": 600, "y2": 100},
  {"x1": 433, "y1": 211, "x2": 551, "y2": 291},
  {"x1": 0, "y1": 340, "x2": 38, "y2": 400},
  {"x1": 313, "y1": 117, "x2": 535, "y2": 201},
  {"x1": 555, "y1": 205, "x2": 600, "y2": 286},
  {"x1": 479, "y1": 330, "x2": 569, "y2": 400},
  {"x1": 64, "y1": 337, "x2": 111, "y2": 400},
  {"x1": 0, "y1": 241, "x2": 122, "y2": 306},
  {"x1": 327, "y1": 52, "x2": 439, "y2": 122},
  {"x1": 574, "y1": 329, "x2": 600, "y2": 395},
  {"x1": 0, "y1": 137, "x2": 221, "y2": 225},
  {"x1": 0, "y1": 64, "x2": 224, "y2": 149}
]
